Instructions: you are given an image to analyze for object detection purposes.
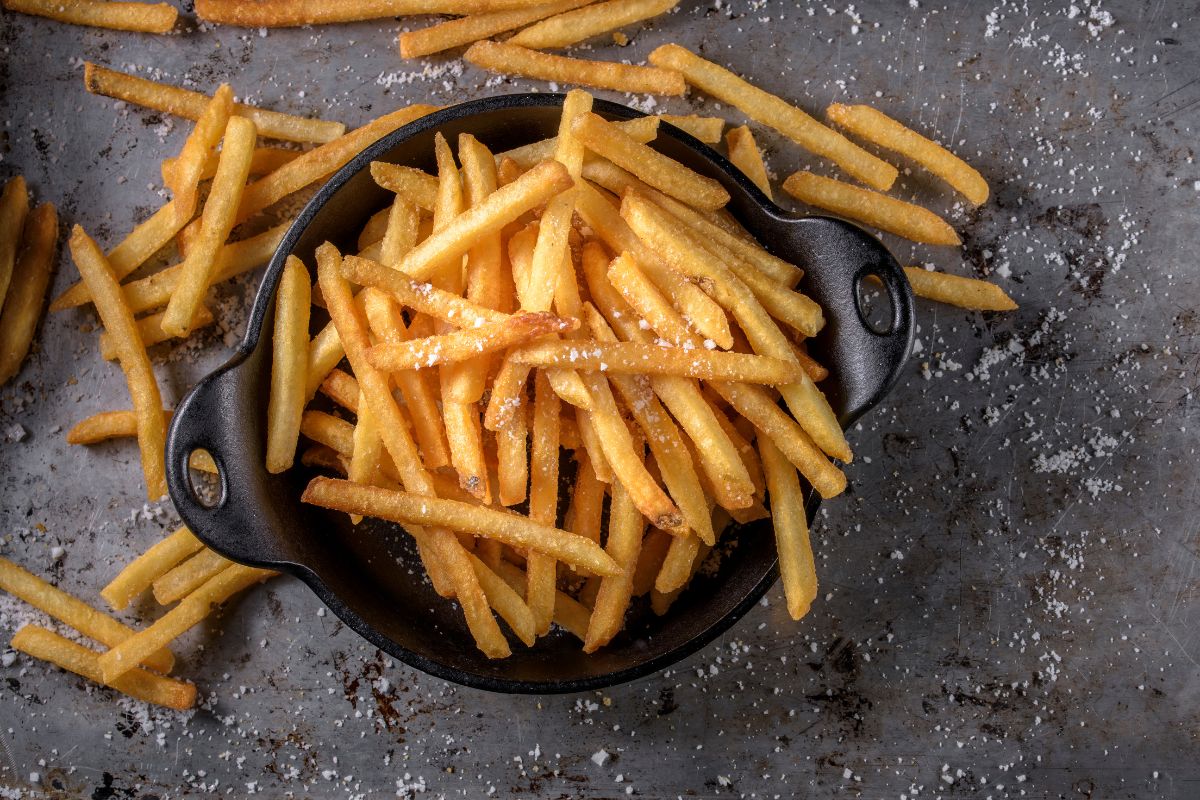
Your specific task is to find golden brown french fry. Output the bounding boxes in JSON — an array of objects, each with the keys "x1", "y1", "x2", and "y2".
[
  {"x1": 827, "y1": 103, "x2": 989, "y2": 205},
  {"x1": 654, "y1": 529, "x2": 700, "y2": 594},
  {"x1": 0, "y1": 557, "x2": 174, "y2": 674},
  {"x1": 301, "y1": 477, "x2": 621, "y2": 577},
  {"x1": 758, "y1": 435, "x2": 817, "y2": 619},
  {"x1": 565, "y1": 451, "x2": 605, "y2": 543},
  {"x1": 512, "y1": 340, "x2": 802, "y2": 385},
  {"x1": 166, "y1": 85, "x2": 234, "y2": 224},
  {"x1": 394, "y1": 160, "x2": 571, "y2": 282},
  {"x1": 648, "y1": 44, "x2": 897, "y2": 190},
  {"x1": 495, "y1": 394, "x2": 529, "y2": 506},
  {"x1": 658, "y1": 113, "x2": 723, "y2": 144},
  {"x1": 794, "y1": 343, "x2": 829, "y2": 383},
  {"x1": 527, "y1": 370, "x2": 561, "y2": 634},
  {"x1": 301, "y1": 409, "x2": 355, "y2": 457},
  {"x1": 572, "y1": 113, "x2": 728, "y2": 210},
  {"x1": 726, "y1": 125, "x2": 772, "y2": 199},
  {"x1": 83, "y1": 62, "x2": 345, "y2": 144},
  {"x1": 362, "y1": 291, "x2": 453, "y2": 470},
  {"x1": 98, "y1": 565, "x2": 274, "y2": 683},
  {"x1": 497, "y1": 116, "x2": 660, "y2": 170},
  {"x1": 444, "y1": 401, "x2": 491, "y2": 502},
  {"x1": 318, "y1": 368, "x2": 360, "y2": 413},
  {"x1": 583, "y1": 477, "x2": 644, "y2": 652},
  {"x1": 343, "y1": 255, "x2": 507, "y2": 329},
  {"x1": 265, "y1": 256, "x2": 311, "y2": 473},
  {"x1": 380, "y1": 199, "x2": 421, "y2": 270},
  {"x1": 574, "y1": 181, "x2": 732, "y2": 348},
  {"x1": 152, "y1": 548, "x2": 232, "y2": 605},
  {"x1": 3, "y1": 0, "x2": 178, "y2": 32},
  {"x1": 0, "y1": 203, "x2": 57, "y2": 385},
  {"x1": 0, "y1": 176, "x2": 29, "y2": 314},
  {"x1": 465, "y1": 40, "x2": 686, "y2": 96},
  {"x1": 98, "y1": 306, "x2": 215, "y2": 360},
  {"x1": 347, "y1": 398, "x2": 385, "y2": 520},
  {"x1": 492, "y1": 558, "x2": 591, "y2": 641},
  {"x1": 12, "y1": 626, "x2": 195, "y2": 710},
  {"x1": 66, "y1": 409, "x2": 168, "y2": 445},
  {"x1": 574, "y1": 405, "x2": 613, "y2": 483},
  {"x1": 370, "y1": 162, "x2": 439, "y2": 210},
  {"x1": 101, "y1": 526, "x2": 204, "y2": 611},
  {"x1": 301, "y1": 444, "x2": 347, "y2": 475},
  {"x1": 366, "y1": 312, "x2": 576, "y2": 372},
  {"x1": 304, "y1": 321, "x2": 345, "y2": 402},
  {"x1": 509, "y1": 0, "x2": 678, "y2": 49},
  {"x1": 902, "y1": 266, "x2": 1017, "y2": 311},
  {"x1": 69, "y1": 227, "x2": 167, "y2": 499},
  {"x1": 196, "y1": 0, "x2": 551, "y2": 26},
  {"x1": 782, "y1": 171, "x2": 960, "y2": 246},
  {"x1": 162, "y1": 116, "x2": 257, "y2": 337},
  {"x1": 469, "y1": 553, "x2": 536, "y2": 647},
  {"x1": 632, "y1": 529, "x2": 673, "y2": 597},
  {"x1": 605, "y1": 249, "x2": 692, "y2": 343},
  {"x1": 399, "y1": 0, "x2": 593, "y2": 58}
]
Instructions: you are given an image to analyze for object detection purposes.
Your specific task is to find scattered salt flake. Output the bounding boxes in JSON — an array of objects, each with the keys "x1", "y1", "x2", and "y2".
[{"x1": 591, "y1": 750, "x2": 609, "y2": 766}]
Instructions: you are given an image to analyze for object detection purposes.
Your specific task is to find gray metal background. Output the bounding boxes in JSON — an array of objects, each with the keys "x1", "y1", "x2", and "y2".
[{"x1": 1, "y1": 1, "x2": 1198, "y2": 797}]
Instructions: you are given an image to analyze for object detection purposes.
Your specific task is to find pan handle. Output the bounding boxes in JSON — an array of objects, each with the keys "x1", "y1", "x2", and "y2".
[{"x1": 166, "y1": 358, "x2": 293, "y2": 568}]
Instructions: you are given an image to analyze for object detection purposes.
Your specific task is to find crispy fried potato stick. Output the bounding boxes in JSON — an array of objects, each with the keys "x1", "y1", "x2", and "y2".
[
  {"x1": 657, "y1": 113, "x2": 723, "y2": 144},
  {"x1": 509, "y1": 0, "x2": 679, "y2": 49},
  {"x1": 266, "y1": 256, "x2": 311, "y2": 473},
  {"x1": 166, "y1": 85, "x2": 234, "y2": 224},
  {"x1": 901, "y1": 266, "x2": 1017, "y2": 311},
  {"x1": 497, "y1": 116, "x2": 659, "y2": 170},
  {"x1": 758, "y1": 435, "x2": 818, "y2": 619},
  {"x1": 83, "y1": 62, "x2": 345, "y2": 144},
  {"x1": 342, "y1": 255, "x2": 507, "y2": 328},
  {"x1": 69, "y1": 227, "x2": 167, "y2": 499},
  {"x1": 527, "y1": 370, "x2": 561, "y2": 634},
  {"x1": 152, "y1": 548, "x2": 232, "y2": 605},
  {"x1": 367, "y1": 312, "x2": 576, "y2": 371},
  {"x1": 725, "y1": 125, "x2": 772, "y2": 199},
  {"x1": 370, "y1": 162, "x2": 439, "y2": 210},
  {"x1": 512, "y1": 340, "x2": 803, "y2": 384},
  {"x1": 0, "y1": 176, "x2": 29, "y2": 315},
  {"x1": 196, "y1": 0, "x2": 553, "y2": 26},
  {"x1": 583, "y1": 477, "x2": 644, "y2": 652},
  {"x1": 399, "y1": 0, "x2": 593, "y2": 58},
  {"x1": 4, "y1": 0, "x2": 178, "y2": 33},
  {"x1": 648, "y1": 44, "x2": 897, "y2": 190},
  {"x1": 101, "y1": 526, "x2": 204, "y2": 611},
  {"x1": 97, "y1": 306, "x2": 215, "y2": 360},
  {"x1": 0, "y1": 203, "x2": 57, "y2": 385},
  {"x1": 465, "y1": 40, "x2": 686, "y2": 96}
]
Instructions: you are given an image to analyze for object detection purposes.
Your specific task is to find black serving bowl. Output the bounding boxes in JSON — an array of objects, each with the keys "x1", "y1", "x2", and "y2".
[{"x1": 165, "y1": 94, "x2": 913, "y2": 693}]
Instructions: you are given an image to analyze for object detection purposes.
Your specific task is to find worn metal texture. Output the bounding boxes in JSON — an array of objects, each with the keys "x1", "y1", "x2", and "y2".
[{"x1": 1, "y1": 1, "x2": 1198, "y2": 797}]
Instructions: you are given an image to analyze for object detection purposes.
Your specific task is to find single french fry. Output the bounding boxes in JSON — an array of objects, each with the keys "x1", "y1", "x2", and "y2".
[
  {"x1": 782, "y1": 171, "x2": 960, "y2": 246},
  {"x1": 115, "y1": 222, "x2": 288, "y2": 316},
  {"x1": 400, "y1": 0, "x2": 593, "y2": 58},
  {"x1": 444, "y1": 401, "x2": 491, "y2": 502},
  {"x1": 69, "y1": 228, "x2": 167, "y2": 499},
  {"x1": 512, "y1": 340, "x2": 802, "y2": 385},
  {"x1": 366, "y1": 312, "x2": 576, "y2": 372},
  {"x1": 583, "y1": 477, "x2": 644, "y2": 652},
  {"x1": 380, "y1": 199, "x2": 421, "y2": 270},
  {"x1": 794, "y1": 343, "x2": 829, "y2": 383},
  {"x1": 497, "y1": 116, "x2": 660, "y2": 170},
  {"x1": 98, "y1": 565, "x2": 274, "y2": 683},
  {"x1": 902, "y1": 266, "x2": 1016, "y2": 311},
  {"x1": 98, "y1": 305, "x2": 215, "y2": 360},
  {"x1": 606, "y1": 249, "x2": 692, "y2": 344},
  {"x1": 827, "y1": 103, "x2": 989, "y2": 204},
  {"x1": 66, "y1": 409, "x2": 170, "y2": 445},
  {"x1": 0, "y1": 176, "x2": 29, "y2": 314},
  {"x1": 265, "y1": 256, "x2": 311, "y2": 473},
  {"x1": 510, "y1": 0, "x2": 678, "y2": 49},
  {"x1": 3, "y1": 0, "x2": 177, "y2": 32},
  {"x1": 574, "y1": 406, "x2": 613, "y2": 483},
  {"x1": 167, "y1": 85, "x2": 234, "y2": 224},
  {"x1": 495, "y1": 398, "x2": 529, "y2": 507},
  {"x1": 301, "y1": 410, "x2": 355, "y2": 457},
  {"x1": 152, "y1": 548, "x2": 232, "y2": 605},
  {"x1": 632, "y1": 529, "x2": 674, "y2": 597},
  {"x1": 527, "y1": 370, "x2": 561, "y2": 635},
  {"x1": 648, "y1": 44, "x2": 897, "y2": 190},
  {"x1": 358, "y1": 206, "x2": 393, "y2": 252},
  {"x1": 196, "y1": 0, "x2": 551, "y2": 26},
  {"x1": 12, "y1": 627, "x2": 195, "y2": 710},
  {"x1": 572, "y1": 113, "x2": 728, "y2": 210},
  {"x1": 492, "y1": 558, "x2": 591, "y2": 641},
  {"x1": 101, "y1": 526, "x2": 203, "y2": 611},
  {"x1": 82, "y1": 62, "x2": 344, "y2": 144},
  {"x1": 704, "y1": 390, "x2": 765, "y2": 498},
  {"x1": 654, "y1": 529, "x2": 700, "y2": 594},
  {"x1": 362, "y1": 291, "x2": 453, "y2": 470},
  {"x1": 465, "y1": 40, "x2": 685, "y2": 96},
  {"x1": 482, "y1": 355, "x2": 533, "y2": 431},
  {"x1": 342, "y1": 255, "x2": 507, "y2": 328},
  {"x1": 162, "y1": 116, "x2": 257, "y2": 337},
  {"x1": 0, "y1": 203, "x2": 57, "y2": 385},
  {"x1": 0, "y1": 557, "x2": 174, "y2": 674},
  {"x1": 347, "y1": 398, "x2": 386, "y2": 521},
  {"x1": 304, "y1": 321, "x2": 346, "y2": 402},
  {"x1": 301, "y1": 477, "x2": 620, "y2": 577},
  {"x1": 468, "y1": 553, "x2": 536, "y2": 647},
  {"x1": 318, "y1": 368, "x2": 360, "y2": 413},
  {"x1": 395, "y1": 160, "x2": 571, "y2": 282},
  {"x1": 658, "y1": 113, "x2": 723, "y2": 144},
  {"x1": 574, "y1": 181, "x2": 732, "y2": 348},
  {"x1": 758, "y1": 435, "x2": 817, "y2": 619},
  {"x1": 726, "y1": 125, "x2": 772, "y2": 199},
  {"x1": 370, "y1": 162, "x2": 439, "y2": 211}
]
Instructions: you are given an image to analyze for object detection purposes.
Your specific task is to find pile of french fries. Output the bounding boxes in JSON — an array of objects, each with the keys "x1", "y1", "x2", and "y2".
[{"x1": 0, "y1": 28, "x2": 1019, "y2": 706}]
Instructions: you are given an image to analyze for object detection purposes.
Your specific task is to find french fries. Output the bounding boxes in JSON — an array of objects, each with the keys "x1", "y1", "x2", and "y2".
[
  {"x1": 465, "y1": 40, "x2": 686, "y2": 96},
  {"x1": 511, "y1": 340, "x2": 803, "y2": 385},
  {"x1": 583, "y1": 477, "x2": 643, "y2": 652},
  {"x1": 152, "y1": 548, "x2": 232, "y2": 605},
  {"x1": 827, "y1": 103, "x2": 989, "y2": 205},
  {"x1": 648, "y1": 44, "x2": 898, "y2": 190},
  {"x1": 726, "y1": 125, "x2": 772, "y2": 198},
  {"x1": 367, "y1": 312, "x2": 576, "y2": 371},
  {"x1": 69, "y1": 227, "x2": 167, "y2": 500},
  {"x1": 196, "y1": 0, "x2": 553, "y2": 26},
  {"x1": 266, "y1": 257, "x2": 311, "y2": 473},
  {"x1": 101, "y1": 526, "x2": 204, "y2": 610},
  {"x1": 783, "y1": 171, "x2": 961, "y2": 246},
  {"x1": 497, "y1": 116, "x2": 660, "y2": 170},
  {"x1": 2, "y1": 0, "x2": 178, "y2": 33},
  {"x1": 83, "y1": 63, "x2": 345, "y2": 144},
  {"x1": 399, "y1": 0, "x2": 594, "y2": 58},
  {"x1": 0, "y1": 203, "x2": 57, "y2": 386},
  {"x1": 508, "y1": 0, "x2": 680, "y2": 50},
  {"x1": 572, "y1": 113, "x2": 729, "y2": 211},
  {"x1": 902, "y1": 266, "x2": 1017, "y2": 311},
  {"x1": 0, "y1": 176, "x2": 29, "y2": 315},
  {"x1": 658, "y1": 113, "x2": 724, "y2": 144}
]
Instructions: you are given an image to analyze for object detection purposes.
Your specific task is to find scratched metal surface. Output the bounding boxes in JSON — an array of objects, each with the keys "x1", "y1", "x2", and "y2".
[{"x1": 1, "y1": 1, "x2": 1198, "y2": 797}]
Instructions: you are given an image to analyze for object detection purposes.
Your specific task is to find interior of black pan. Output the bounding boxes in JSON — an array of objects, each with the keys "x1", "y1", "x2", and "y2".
[{"x1": 226, "y1": 98, "x2": 824, "y2": 692}]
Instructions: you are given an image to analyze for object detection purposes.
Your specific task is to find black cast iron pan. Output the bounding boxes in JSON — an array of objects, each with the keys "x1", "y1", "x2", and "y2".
[{"x1": 165, "y1": 94, "x2": 914, "y2": 694}]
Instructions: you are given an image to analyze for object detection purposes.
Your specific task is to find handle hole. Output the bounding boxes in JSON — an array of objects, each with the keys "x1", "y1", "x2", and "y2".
[
  {"x1": 187, "y1": 448, "x2": 226, "y2": 509},
  {"x1": 855, "y1": 272, "x2": 895, "y2": 336}
]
